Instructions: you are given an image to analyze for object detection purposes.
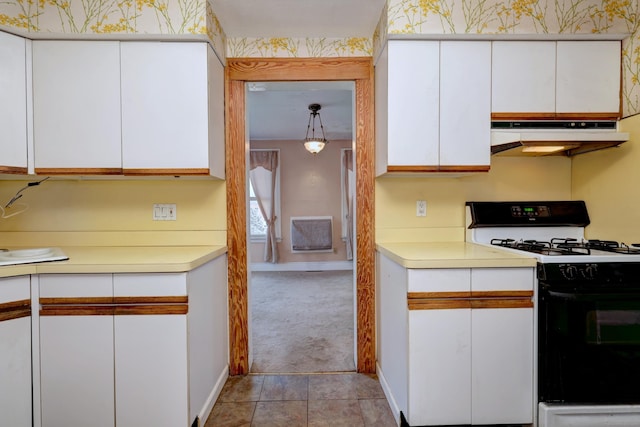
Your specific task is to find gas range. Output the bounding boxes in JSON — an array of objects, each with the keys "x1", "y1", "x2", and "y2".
[
  {"x1": 466, "y1": 201, "x2": 640, "y2": 264},
  {"x1": 468, "y1": 201, "x2": 640, "y2": 426}
]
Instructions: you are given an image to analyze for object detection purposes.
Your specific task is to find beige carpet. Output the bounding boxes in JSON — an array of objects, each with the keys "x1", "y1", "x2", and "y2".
[{"x1": 250, "y1": 270, "x2": 355, "y2": 373}]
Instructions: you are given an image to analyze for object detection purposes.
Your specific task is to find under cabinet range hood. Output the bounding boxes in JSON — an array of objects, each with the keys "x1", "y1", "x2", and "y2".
[{"x1": 491, "y1": 121, "x2": 629, "y2": 157}]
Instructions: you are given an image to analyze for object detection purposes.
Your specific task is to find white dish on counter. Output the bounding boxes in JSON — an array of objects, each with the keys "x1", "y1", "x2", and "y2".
[{"x1": 0, "y1": 247, "x2": 69, "y2": 266}]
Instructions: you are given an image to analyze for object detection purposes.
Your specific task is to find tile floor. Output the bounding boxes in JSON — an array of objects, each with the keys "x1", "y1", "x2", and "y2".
[{"x1": 204, "y1": 373, "x2": 397, "y2": 426}]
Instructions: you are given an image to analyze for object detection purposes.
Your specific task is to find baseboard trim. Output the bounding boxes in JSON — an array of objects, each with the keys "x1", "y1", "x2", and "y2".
[
  {"x1": 377, "y1": 362, "x2": 402, "y2": 426},
  {"x1": 197, "y1": 364, "x2": 229, "y2": 426},
  {"x1": 250, "y1": 261, "x2": 354, "y2": 272}
]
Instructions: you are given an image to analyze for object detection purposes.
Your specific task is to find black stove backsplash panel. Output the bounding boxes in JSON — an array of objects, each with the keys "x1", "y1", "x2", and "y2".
[{"x1": 467, "y1": 200, "x2": 590, "y2": 228}]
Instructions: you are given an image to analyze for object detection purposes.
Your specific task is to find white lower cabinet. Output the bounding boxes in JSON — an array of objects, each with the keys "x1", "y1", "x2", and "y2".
[
  {"x1": 115, "y1": 314, "x2": 188, "y2": 427},
  {"x1": 38, "y1": 255, "x2": 227, "y2": 427},
  {"x1": 377, "y1": 253, "x2": 534, "y2": 426},
  {"x1": 0, "y1": 276, "x2": 32, "y2": 427}
]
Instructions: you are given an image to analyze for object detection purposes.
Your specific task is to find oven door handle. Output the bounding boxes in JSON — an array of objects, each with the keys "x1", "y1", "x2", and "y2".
[{"x1": 545, "y1": 290, "x2": 637, "y2": 301}]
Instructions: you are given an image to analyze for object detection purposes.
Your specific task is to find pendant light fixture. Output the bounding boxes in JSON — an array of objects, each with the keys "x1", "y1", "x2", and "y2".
[{"x1": 303, "y1": 103, "x2": 329, "y2": 154}]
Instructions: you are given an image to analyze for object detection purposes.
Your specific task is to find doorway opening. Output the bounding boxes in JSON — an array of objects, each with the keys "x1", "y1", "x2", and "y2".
[
  {"x1": 225, "y1": 57, "x2": 375, "y2": 376},
  {"x1": 246, "y1": 81, "x2": 356, "y2": 373}
]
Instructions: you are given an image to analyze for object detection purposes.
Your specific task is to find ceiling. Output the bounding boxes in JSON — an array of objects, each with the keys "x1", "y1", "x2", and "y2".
[
  {"x1": 247, "y1": 82, "x2": 354, "y2": 141},
  {"x1": 211, "y1": 0, "x2": 386, "y2": 38},
  {"x1": 212, "y1": 0, "x2": 385, "y2": 141}
]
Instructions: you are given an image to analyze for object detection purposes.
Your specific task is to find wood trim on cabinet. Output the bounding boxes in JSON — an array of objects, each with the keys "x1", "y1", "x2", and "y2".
[
  {"x1": 409, "y1": 299, "x2": 472, "y2": 310},
  {"x1": 0, "y1": 166, "x2": 28, "y2": 174},
  {"x1": 34, "y1": 168, "x2": 123, "y2": 175},
  {"x1": 113, "y1": 296, "x2": 188, "y2": 305},
  {"x1": 387, "y1": 165, "x2": 439, "y2": 173},
  {"x1": 0, "y1": 299, "x2": 31, "y2": 322},
  {"x1": 113, "y1": 304, "x2": 188, "y2": 315},
  {"x1": 39, "y1": 296, "x2": 188, "y2": 316},
  {"x1": 123, "y1": 168, "x2": 210, "y2": 176},
  {"x1": 226, "y1": 57, "x2": 376, "y2": 374},
  {"x1": 40, "y1": 297, "x2": 114, "y2": 306},
  {"x1": 471, "y1": 290, "x2": 533, "y2": 298},
  {"x1": 409, "y1": 291, "x2": 471, "y2": 299},
  {"x1": 387, "y1": 165, "x2": 490, "y2": 174},
  {"x1": 471, "y1": 298, "x2": 533, "y2": 309},
  {"x1": 407, "y1": 290, "x2": 533, "y2": 310},
  {"x1": 438, "y1": 165, "x2": 490, "y2": 173}
]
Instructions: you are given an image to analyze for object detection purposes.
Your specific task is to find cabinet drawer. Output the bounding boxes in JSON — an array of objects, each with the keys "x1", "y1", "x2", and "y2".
[
  {"x1": 408, "y1": 269, "x2": 470, "y2": 293},
  {"x1": 39, "y1": 274, "x2": 112, "y2": 297},
  {"x1": 114, "y1": 273, "x2": 187, "y2": 297},
  {"x1": 471, "y1": 268, "x2": 534, "y2": 292},
  {"x1": 0, "y1": 276, "x2": 30, "y2": 303}
]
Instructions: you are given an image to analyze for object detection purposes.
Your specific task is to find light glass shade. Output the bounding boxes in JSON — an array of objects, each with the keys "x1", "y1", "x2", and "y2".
[
  {"x1": 304, "y1": 139, "x2": 326, "y2": 154},
  {"x1": 521, "y1": 145, "x2": 567, "y2": 154}
]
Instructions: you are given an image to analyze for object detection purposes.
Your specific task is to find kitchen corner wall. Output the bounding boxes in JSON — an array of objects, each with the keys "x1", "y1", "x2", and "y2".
[
  {"x1": 572, "y1": 114, "x2": 640, "y2": 242},
  {"x1": 375, "y1": 156, "x2": 572, "y2": 243}
]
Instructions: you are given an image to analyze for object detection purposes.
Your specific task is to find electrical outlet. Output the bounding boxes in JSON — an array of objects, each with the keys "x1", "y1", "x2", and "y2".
[
  {"x1": 153, "y1": 203, "x2": 177, "y2": 221},
  {"x1": 416, "y1": 200, "x2": 427, "y2": 217}
]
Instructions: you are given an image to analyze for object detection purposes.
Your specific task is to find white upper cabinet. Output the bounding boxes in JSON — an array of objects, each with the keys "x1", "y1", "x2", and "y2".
[
  {"x1": 0, "y1": 31, "x2": 29, "y2": 174},
  {"x1": 386, "y1": 40, "x2": 440, "y2": 170},
  {"x1": 492, "y1": 40, "x2": 621, "y2": 119},
  {"x1": 491, "y1": 41, "x2": 556, "y2": 116},
  {"x1": 556, "y1": 41, "x2": 621, "y2": 115},
  {"x1": 121, "y1": 42, "x2": 224, "y2": 178},
  {"x1": 32, "y1": 41, "x2": 122, "y2": 174},
  {"x1": 31, "y1": 40, "x2": 225, "y2": 178},
  {"x1": 439, "y1": 41, "x2": 491, "y2": 169},
  {"x1": 376, "y1": 40, "x2": 491, "y2": 175}
]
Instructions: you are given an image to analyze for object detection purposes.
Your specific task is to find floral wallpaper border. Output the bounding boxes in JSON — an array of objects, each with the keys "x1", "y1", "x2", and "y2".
[{"x1": 0, "y1": 0, "x2": 638, "y2": 116}]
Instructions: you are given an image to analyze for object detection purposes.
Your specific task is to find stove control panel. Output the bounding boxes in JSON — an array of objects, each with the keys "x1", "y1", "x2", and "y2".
[
  {"x1": 558, "y1": 263, "x2": 598, "y2": 280},
  {"x1": 511, "y1": 205, "x2": 551, "y2": 218}
]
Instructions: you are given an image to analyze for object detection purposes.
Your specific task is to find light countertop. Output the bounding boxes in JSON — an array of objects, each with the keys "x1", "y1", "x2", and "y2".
[
  {"x1": 377, "y1": 242, "x2": 537, "y2": 269},
  {"x1": 0, "y1": 245, "x2": 227, "y2": 277}
]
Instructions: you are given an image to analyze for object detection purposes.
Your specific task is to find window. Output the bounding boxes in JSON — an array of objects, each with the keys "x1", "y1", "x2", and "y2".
[
  {"x1": 249, "y1": 149, "x2": 281, "y2": 241},
  {"x1": 249, "y1": 181, "x2": 267, "y2": 237}
]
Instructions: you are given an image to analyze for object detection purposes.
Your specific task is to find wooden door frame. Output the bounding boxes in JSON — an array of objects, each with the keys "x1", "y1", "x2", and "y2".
[{"x1": 225, "y1": 57, "x2": 375, "y2": 375}]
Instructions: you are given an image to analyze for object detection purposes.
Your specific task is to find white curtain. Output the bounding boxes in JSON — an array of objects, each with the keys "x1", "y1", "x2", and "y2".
[
  {"x1": 250, "y1": 150, "x2": 279, "y2": 263},
  {"x1": 342, "y1": 149, "x2": 354, "y2": 261}
]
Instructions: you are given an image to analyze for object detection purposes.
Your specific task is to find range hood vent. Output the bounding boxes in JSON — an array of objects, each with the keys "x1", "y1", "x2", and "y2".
[{"x1": 491, "y1": 120, "x2": 629, "y2": 157}]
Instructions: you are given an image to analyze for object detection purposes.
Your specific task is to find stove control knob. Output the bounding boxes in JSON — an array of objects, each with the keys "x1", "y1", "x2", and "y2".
[
  {"x1": 582, "y1": 264, "x2": 597, "y2": 280},
  {"x1": 561, "y1": 265, "x2": 578, "y2": 280}
]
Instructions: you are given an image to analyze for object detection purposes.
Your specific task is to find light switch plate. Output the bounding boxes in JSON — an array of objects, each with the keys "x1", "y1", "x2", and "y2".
[{"x1": 153, "y1": 203, "x2": 177, "y2": 221}]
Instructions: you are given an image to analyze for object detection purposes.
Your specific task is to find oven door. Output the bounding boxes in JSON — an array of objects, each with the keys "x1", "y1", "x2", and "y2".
[{"x1": 539, "y1": 286, "x2": 640, "y2": 404}]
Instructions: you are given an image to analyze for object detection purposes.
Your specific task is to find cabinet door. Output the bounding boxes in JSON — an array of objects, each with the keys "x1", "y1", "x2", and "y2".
[
  {"x1": 121, "y1": 42, "x2": 210, "y2": 174},
  {"x1": 556, "y1": 41, "x2": 621, "y2": 115},
  {"x1": 471, "y1": 307, "x2": 534, "y2": 424},
  {"x1": 471, "y1": 268, "x2": 534, "y2": 424},
  {"x1": 439, "y1": 41, "x2": 491, "y2": 168},
  {"x1": 409, "y1": 309, "x2": 472, "y2": 426},
  {"x1": 32, "y1": 41, "x2": 122, "y2": 173},
  {"x1": 0, "y1": 31, "x2": 28, "y2": 174},
  {"x1": 114, "y1": 273, "x2": 189, "y2": 427},
  {"x1": 408, "y1": 268, "x2": 472, "y2": 425},
  {"x1": 387, "y1": 40, "x2": 440, "y2": 167},
  {"x1": 114, "y1": 315, "x2": 188, "y2": 427},
  {"x1": 39, "y1": 274, "x2": 114, "y2": 427},
  {"x1": 0, "y1": 276, "x2": 31, "y2": 427},
  {"x1": 491, "y1": 41, "x2": 556, "y2": 115}
]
